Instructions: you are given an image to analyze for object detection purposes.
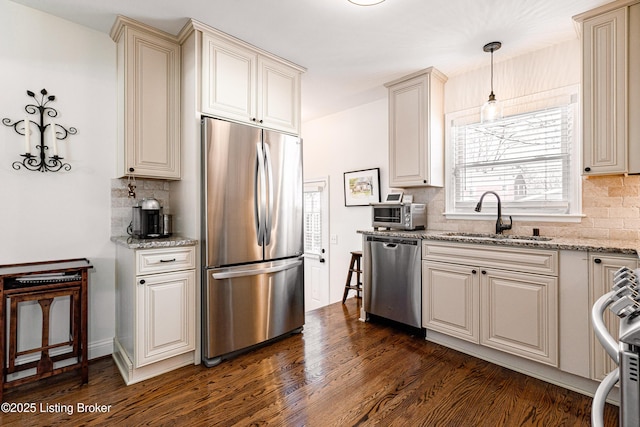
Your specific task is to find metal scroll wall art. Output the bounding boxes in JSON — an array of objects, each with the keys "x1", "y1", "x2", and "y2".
[{"x1": 2, "y1": 89, "x2": 77, "y2": 172}]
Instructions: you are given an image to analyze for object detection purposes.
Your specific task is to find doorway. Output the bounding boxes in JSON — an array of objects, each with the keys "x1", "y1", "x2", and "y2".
[{"x1": 303, "y1": 177, "x2": 330, "y2": 312}]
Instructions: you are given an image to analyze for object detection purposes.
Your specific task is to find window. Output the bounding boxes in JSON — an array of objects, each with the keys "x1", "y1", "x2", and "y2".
[
  {"x1": 304, "y1": 190, "x2": 322, "y2": 254},
  {"x1": 445, "y1": 86, "x2": 581, "y2": 220}
]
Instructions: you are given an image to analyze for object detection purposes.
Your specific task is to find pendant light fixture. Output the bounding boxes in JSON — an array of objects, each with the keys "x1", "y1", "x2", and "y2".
[
  {"x1": 348, "y1": 0, "x2": 385, "y2": 5},
  {"x1": 481, "y1": 41, "x2": 502, "y2": 123}
]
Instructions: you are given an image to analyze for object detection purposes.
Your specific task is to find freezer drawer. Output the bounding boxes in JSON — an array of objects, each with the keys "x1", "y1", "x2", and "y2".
[{"x1": 203, "y1": 259, "x2": 304, "y2": 365}]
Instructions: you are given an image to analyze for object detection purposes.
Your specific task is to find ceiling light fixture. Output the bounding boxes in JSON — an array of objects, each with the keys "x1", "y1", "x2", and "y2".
[
  {"x1": 481, "y1": 41, "x2": 502, "y2": 124},
  {"x1": 348, "y1": 0, "x2": 385, "y2": 5}
]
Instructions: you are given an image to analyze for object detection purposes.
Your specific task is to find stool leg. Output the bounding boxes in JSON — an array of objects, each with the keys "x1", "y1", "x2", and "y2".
[
  {"x1": 356, "y1": 255, "x2": 362, "y2": 298},
  {"x1": 342, "y1": 255, "x2": 356, "y2": 304}
]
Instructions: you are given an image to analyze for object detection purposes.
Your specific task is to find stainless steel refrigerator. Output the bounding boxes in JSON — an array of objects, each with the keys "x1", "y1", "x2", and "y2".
[{"x1": 201, "y1": 117, "x2": 304, "y2": 367}]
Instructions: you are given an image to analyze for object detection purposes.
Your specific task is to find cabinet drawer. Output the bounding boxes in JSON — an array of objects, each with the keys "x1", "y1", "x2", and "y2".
[
  {"x1": 136, "y1": 246, "x2": 196, "y2": 275},
  {"x1": 423, "y1": 241, "x2": 558, "y2": 276}
]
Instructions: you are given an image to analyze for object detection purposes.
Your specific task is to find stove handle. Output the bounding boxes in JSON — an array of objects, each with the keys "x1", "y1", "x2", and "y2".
[
  {"x1": 591, "y1": 368, "x2": 619, "y2": 427},
  {"x1": 591, "y1": 290, "x2": 619, "y2": 364}
]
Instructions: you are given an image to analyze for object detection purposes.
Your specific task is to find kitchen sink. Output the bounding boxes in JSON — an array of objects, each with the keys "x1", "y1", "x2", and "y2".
[{"x1": 442, "y1": 232, "x2": 552, "y2": 242}]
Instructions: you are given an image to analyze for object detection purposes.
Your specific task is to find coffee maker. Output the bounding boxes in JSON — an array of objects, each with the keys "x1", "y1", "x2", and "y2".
[{"x1": 131, "y1": 198, "x2": 163, "y2": 238}]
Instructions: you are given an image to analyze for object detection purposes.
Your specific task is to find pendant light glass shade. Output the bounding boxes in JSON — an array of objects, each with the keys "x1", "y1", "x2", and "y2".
[
  {"x1": 481, "y1": 41, "x2": 502, "y2": 123},
  {"x1": 481, "y1": 92, "x2": 502, "y2": 123}
]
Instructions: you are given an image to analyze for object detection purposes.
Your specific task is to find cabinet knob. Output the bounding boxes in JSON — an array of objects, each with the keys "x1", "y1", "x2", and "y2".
[
  {"x1": 481, "y1": 270, "x2": 487, "y2": 275},
  {"x1": 139, "y1": 279, "x2": 146, "y2": 285},
  {"x1": 472, "y1": 269, "x2": 477, "y2": 274},
  {"x1": 594, "y1": 258, "x2": 602, "y2": 264},
  {"x1": 584, "y1": 167, "x2": 591, "y2": 172},
  {"x1": 129, "y1": 167, "x2": 135, "y2": 173}
]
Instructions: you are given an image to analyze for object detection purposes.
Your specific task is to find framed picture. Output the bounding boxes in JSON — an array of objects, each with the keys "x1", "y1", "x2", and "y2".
[{"x1": 343, "y1": 168, "x2": 381, "y2": 207}]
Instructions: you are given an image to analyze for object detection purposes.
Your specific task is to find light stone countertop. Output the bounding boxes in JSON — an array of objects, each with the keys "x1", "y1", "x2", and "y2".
[
  {"x1": 110, "y1": 235, "x2": 198, "y2": 249},
  {"x1": 358, "y1": 229, "x2": 640, "y2": 257}
]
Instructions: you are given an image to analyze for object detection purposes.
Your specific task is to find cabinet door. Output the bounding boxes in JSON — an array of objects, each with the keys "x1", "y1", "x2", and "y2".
[
  {"x1": 589, "y1": 254, "x2": 638, "y2": 381},
  {"x1": 582, "y1": 7, "x2": 627, "y2": 175},
  {"x1": 257, "y1": 56, "x2": 301, "y2": 134},
  {"x1": 123, "y1": 27, "x2": 180, "y2": 179},
  {"x1": 422, "y1": 261, "x2": 479, "y2": 343},
  {"x1": 480, "y1": 269, "x2": 558, "y2": 366},
  {"x1": 388, "y1": 74, "x2": 429, "y2": 187},
  {"x1": 202, "y1": 34, "x2": 257, "y2": 122},
  {"x1": 135, "y1": 270, "x2": 196, "y2": 367}
]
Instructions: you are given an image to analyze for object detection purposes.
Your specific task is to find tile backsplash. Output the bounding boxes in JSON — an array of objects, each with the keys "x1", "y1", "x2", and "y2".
[
  {"x1": 407, "y1": 175, "x2": 640, "y2": 241},
  {"x1": 110, "y1": 178, "x2": 171, "y2": 237}
]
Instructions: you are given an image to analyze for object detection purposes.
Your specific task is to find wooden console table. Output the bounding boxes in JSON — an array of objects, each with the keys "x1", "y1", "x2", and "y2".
[{"x1": 0, "y1": 258, "x2": 92, "y2": 401}]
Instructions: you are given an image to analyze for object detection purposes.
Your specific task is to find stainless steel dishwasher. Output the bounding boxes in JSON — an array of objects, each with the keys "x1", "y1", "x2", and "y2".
[{"x1": 363, "y1": 235, "x2": 421, "y2": 328}]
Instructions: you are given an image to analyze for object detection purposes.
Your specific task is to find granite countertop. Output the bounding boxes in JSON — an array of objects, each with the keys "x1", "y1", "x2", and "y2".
[
  {"x1": 358, "y1": 229, "x2": 640, "y2": 257},
  {"x1": 111, "y1": 235, "x2": 198, "y2": 249}
]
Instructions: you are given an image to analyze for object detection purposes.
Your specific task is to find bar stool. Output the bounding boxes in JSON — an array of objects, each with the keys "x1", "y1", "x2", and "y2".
[{"x1": 342, "y1": 251, "x2": 363, "y2": 303}]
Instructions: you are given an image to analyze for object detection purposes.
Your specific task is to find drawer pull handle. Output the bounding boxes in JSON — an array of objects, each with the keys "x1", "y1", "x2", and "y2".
[{"x1": 160, "y1": 258, "x2": 176, "y2": 263}]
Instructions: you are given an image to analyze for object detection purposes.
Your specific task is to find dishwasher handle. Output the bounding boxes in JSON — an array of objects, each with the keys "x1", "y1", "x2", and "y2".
[{"x1": 383, "y1": 243, "x2": 398, "y2": 249}]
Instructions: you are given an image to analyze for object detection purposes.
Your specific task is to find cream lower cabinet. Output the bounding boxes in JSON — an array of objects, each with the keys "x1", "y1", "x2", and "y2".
[
  {"x1": 114, "y1": 245, "x2": 197, "y2": 385},
  {"x1": 588, "y1": 253, "x2": 639, "y2": 381},
  {"x1": 423, "y1": 241, "x2": 558, "y2": 366}
]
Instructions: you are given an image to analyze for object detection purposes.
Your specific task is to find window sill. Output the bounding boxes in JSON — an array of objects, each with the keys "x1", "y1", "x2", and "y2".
[{"x1": 443, "y1": 212, "x2": 585, "y2": 223}]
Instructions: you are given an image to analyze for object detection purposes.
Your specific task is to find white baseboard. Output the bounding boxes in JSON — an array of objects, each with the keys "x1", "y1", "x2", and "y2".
[{"x1": 88, "y1": 337, "x2": 114, "y2": 360}]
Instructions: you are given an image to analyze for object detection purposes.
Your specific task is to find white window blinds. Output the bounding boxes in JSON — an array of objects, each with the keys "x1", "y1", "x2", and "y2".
[
  {"x1": 304, "y1": 190, "x2": 322, "y2": 254},
  {"x1": 446, "y1": 86, "x2": 580, "y2": 218}
]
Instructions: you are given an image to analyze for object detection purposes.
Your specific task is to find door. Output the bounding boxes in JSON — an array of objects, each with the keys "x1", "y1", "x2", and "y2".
[
  {"x1": 480, "y1": 268, "x2": 558, "y2": 366},
  {"x1": 203, "y1": 118, "x2": 263, "y2": 267},
  {"x1": 262, "y1": 129, "x2": 303, "y2": 261},
  {"x1": 304, "y1": 178, "x2": 330, "y2": 311},
  {"x1": 589, "y1": 254, "x2": 638, "y2": 380},
  {"x1": 422, "y1": 261, "x2": 479, "y2": 343},
  {"x1": 203, "y1": 259, "x2": 304, "y2": 363},
  {"x1": 135, "y1": 270, "x2": 196, "y2": 368},
  {"x1": 201, "y1": 34, "x2": 257, "y2": 123}
]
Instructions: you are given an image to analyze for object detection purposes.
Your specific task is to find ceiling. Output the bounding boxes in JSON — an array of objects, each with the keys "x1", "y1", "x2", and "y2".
[{"x1": 11, "y1": 0, "x2": 611, "y2": 122}]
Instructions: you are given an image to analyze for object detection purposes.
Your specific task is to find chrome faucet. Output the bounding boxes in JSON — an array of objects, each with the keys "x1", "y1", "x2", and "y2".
[{"x1": 474, "y1": 191, "x2": 513, "y2": 234}]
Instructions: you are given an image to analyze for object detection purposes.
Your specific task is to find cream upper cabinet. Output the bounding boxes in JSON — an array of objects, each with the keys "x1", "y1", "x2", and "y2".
[
  {"x1": 111, "y1": 16, "x2": 181, "y2": 180},
  {"x1": 201, "y1": 35, "x2": 257, "y2": 124},
  {"x1": 385, "y1": 67, "x2": 447, "y2": 187},
  {"x1": 202, "y1": 32, "x2": 302, "y2": 134},
  {"x1": 575, "y1": 1, "x2": 640, "y2": 175},
  {"x1": 422, "y1": 241, "x2": 558, "y2": 366},
  {"x1": 588, "y1": 253, "x2": 638, "y2": 381}
]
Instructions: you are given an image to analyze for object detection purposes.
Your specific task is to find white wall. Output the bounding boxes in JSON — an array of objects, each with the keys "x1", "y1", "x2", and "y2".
[
  {"x1": 302, "y1": 98, "x2": 389, "y2": 304},
  {"x1": 0, "y1": 0, "x2": 116, "y2": 358}
]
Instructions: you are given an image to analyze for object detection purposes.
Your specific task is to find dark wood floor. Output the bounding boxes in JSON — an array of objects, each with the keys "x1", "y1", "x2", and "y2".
[{"x1": 1, "y1": 298, "x2": 618, "y2": 426}]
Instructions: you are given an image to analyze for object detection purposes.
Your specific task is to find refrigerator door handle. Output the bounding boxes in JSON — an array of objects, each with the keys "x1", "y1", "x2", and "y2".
[
  {"x1": 211, "y1": 259, "x2": 303, "y2": 280},
  {"x1": 263, "y1": 142, "x2": 274, "y2": 246},
  {"x1": 255, "y1": 142, "x2": 266, "y2": 246}
]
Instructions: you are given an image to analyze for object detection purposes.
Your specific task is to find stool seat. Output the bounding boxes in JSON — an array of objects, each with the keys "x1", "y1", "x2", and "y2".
[{"x1": 342, "y1": 251, "x2": 363, "y2": 303}]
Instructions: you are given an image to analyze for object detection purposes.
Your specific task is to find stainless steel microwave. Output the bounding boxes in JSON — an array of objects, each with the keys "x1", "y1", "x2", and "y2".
[{"x1": 371, "y1": 203, "x2": 427, "y2": 230}]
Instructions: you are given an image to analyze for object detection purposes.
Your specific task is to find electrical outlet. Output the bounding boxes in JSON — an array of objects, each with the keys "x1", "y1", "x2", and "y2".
[{"x1": 330, "y1": 234, "x2": 338, "y2": 245}]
